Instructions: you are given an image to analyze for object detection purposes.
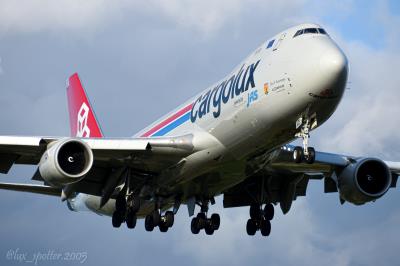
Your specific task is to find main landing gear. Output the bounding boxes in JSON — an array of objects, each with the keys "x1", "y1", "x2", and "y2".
[
  {"x1": 246, "y1": 203, "x2": 274, "y2": 236},
  {"x1": 112, "y1": 193, "x2": 141, "y2": 229},
  {"x1": 293, "y1": 117, "x2": 316, "y2": 164},
  {"x1": 144, "y1": 208, "x2": 175, "y2": 233},
  {"x1": 190, "y1": 200, "x2": 220, "y2": 235}
]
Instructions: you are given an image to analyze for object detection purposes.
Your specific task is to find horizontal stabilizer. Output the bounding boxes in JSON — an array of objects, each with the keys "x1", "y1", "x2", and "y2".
[{"x1": 0, "y1": 182, "x2": 61, "y2": 197}]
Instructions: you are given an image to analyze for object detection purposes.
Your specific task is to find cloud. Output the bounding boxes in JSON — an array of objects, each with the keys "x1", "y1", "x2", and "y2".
[
  {"x1": 315, "y1": 36, "x2": 400, "y2": 159},
  {"x1": 0, "y1": 57, "x2": 3, "y2": 75},
  {"x1": 149, "y1": 0, "x2": 308, "y2": 36},
  {"x1": 171, "y1": 197, "x2": 389, "y2": 266},
  {"x1": 0, "y1": 0, "x2": 309, "y2": 36},
  {"x1": 0, "y1": 1, "x2": 399, "y2": 266},
  {"x1": 0, "y1": 0, "x2": 124, "y2": 35},
  {"x1": 373, "y1": 0, "x2": 400, "y2": 51}
]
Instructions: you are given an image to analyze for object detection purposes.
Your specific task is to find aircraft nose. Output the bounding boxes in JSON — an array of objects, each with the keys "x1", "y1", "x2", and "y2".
[{"x1": 319, "y1": 47, "x2": 348, "y2": 81}]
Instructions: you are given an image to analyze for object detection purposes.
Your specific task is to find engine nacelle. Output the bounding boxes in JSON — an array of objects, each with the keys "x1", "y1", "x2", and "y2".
[
  {"x1": 338, "y1": 158, "x2": 391, "y2": 205},
  {"x1": 39, "y1": 139, "x2": 93, "y2": 187}
]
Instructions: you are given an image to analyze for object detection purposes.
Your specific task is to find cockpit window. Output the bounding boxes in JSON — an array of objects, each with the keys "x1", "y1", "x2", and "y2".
[
  {"x1": 304, "y1": 28, "x2": 318, "y2": 34},
  {"x1": 293, "y1": 29, "x2": 303, "y2": 38},
  {"x1": 293, "y1": 27, "x2": 328, "y2": 38}
]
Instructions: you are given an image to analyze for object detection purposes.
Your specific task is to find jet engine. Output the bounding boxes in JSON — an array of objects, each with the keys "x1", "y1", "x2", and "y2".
[
  {"x1": 39, "y1": 139, "x2": 93, "y2": 187},
  {"x1": 338, "y1": 158, "x2": 391, "y2": 205}
]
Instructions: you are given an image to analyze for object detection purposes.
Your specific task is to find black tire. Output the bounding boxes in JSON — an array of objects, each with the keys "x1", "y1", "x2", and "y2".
[
  {"x1": 164, "y1": 211, "x2": 174, "y2": 228},
  {"x1": 112, "y1": 211, "x2": 123, "y2": 228},
  {"x1": 246, "y1": 219, "x2": 257, "y2": 236},
  {"x1": 260, "y1": 218, "x2": 271, "y2": 237},
  {"x1": 293, "y1": 146, "x2": 304, "y2": 163},
  {"x1": 115, "y1": 195, "x2": 126, "y2": 213},
  {"x1": 250, "y1": 204, "x2": 261, "y2": 220},
  {"x1": 152, "y1": 210, "x2": 160, "y2": 227},
  {"x1": 126, "y1": 211, "x2": 137, "y2": 229},
  {"x1": 196, "y1": 213, "x2": 206, "y2": 229},
  {"x1": 305, "y1": 147, "x2": 315, "y2": 164},
  {"x1": 191, "y1": 217, "x2": 200, "y2": 234},
  {"x1": 145, "y1": 215, "x2": 154, "y2": 232},
  {"x1": 263, "y1": 203, "x2": 274, "y2": 221},
  {"x1": 210, "y1": 213, "x2": 220, "y2": 230},
  {"x1": 205, "y1": 221, "x2": 215, "y2": 235},
  {"x1": 159, "y1": 222, "x2": 169, "y2": 233}
]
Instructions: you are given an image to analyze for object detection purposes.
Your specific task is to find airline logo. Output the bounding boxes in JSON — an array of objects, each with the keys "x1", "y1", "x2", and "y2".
[
  {"x1": 76, "y1": 102, "x2": 90, "y2": 137},
  {"x1": 141, "y1": 59, "x2": 260, "y2": 137},
  {"x1": 190, "y1": 60, "x2": 260, "y2": 122},
  {"x1": 67, "y1": 73, "x2": 103, "y2": 138}
]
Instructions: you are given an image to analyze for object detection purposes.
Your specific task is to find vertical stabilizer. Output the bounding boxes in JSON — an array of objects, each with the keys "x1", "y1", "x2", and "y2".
[{"x1": 66, "y1": 73, "x2": 103, "y2": 138}]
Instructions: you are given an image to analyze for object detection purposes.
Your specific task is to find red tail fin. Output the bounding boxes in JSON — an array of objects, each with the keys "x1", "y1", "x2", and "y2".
[{"x1": 66, "y1": 73, "x2": 103, "y2": 138}]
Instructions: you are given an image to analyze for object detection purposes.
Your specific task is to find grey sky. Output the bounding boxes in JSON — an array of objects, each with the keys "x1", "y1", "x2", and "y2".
[{"x1": 0, "y1": 1, "x2": 399, "y2": 266}]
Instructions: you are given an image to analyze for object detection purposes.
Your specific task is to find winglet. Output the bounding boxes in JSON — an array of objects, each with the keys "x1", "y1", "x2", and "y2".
[{"x1": 66, "y1": 73, "x2": 103, "y2": 138}]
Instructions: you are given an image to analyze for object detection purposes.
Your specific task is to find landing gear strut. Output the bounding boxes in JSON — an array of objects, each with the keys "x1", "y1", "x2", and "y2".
[
  {"x1": 112, "y1": 172, "x2": 141, "y2": 229},
  {"x1": 190, "y1": 200, "x2": 220, "y2": 235},
  {"x1": 293, "y1": 117, "x2": 316, "y2": 164},
  {"x1": 246, "y1": 203, "x2": 274, "y2": 237}
]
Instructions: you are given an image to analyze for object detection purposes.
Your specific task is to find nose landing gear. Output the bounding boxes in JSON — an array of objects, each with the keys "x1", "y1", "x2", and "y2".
[{"x1": 293, "y1": 116, "x2": 316, "y2": 164}]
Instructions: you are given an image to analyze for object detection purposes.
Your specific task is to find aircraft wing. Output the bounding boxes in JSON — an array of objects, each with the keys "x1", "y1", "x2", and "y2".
[
  {"x1": 267, "y1": 145, "x2": 400, "y2": 176},
  {"x1": 0, "y1": 134, "x2": 194, "y2": 171},
  {"x1": 223, "y1": 145, "x2": 400, "y2": 214},
  {"x1": 0, "y1": 134, "x2": 196, "y2": 201},
  {"x1": 0, "y1": 182, "x2": 61, "y2": 196}
]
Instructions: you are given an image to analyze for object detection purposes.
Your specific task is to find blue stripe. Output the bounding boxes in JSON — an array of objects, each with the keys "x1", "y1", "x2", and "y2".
[{"x1": 152, "y1": 112, "x2": 191, "y2": 136}]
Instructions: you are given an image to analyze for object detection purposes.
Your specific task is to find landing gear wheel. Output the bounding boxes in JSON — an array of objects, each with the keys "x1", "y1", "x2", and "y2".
[
  {"x1": 293, "y1": 146, "x2": 304, "y2": 163},
  {"x1": 305, "y1": 147, "x2": 316, "y2": 164},
  {"x1": 263, "y1": 203, "x2": 274, "y2": 221},
  {"x1": 250, "y1": 204, "x2": 261, "y2": 220},
  {"x1": 205, "y1": 221, "x2": 215, "y2": 235},
  {"x1": 159, "y1": 222, "x2": 169, "y2": 233},
  {"x1": 246, "y1": 219, "x2": 257, "y2": 236},
  {"x1": 164, "y1": 211, "x2": 174, "y2": 228},
  {"x1": 196, "y1": 213, "x2": 206, "y2": 229},
  {"x1": 112, "y1": 211, "x2": 123, "y2": 228},
  {"x1": 260, "y1": 218, "x2": 271, "y2": 236},
  {"x1": 191, "y1": 217, "x2": 200, "y2": 234},
  {"x1": 145, "y1": 215, "x2": 155, "y2": 232},
  {"x1": 126, "y1": 211, "x2": 137, "y2": 229},
  {"x1": 115, "y1": 195, "x2": 126, "y2": 213},
  {"x1": 210, "y1": 213, "x2": 220, "y2": 230},
  {"x1": 151, "y1": 210, "x2": 160, "y2": 227}
]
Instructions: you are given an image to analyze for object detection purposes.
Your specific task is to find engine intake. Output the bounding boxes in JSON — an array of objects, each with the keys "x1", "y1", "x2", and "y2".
[
  {"x1": 39, "y1": 139, "x2": 93, "y2": 187},
  {"x1": 338, "y1": 158, "x2": 391, "y2": 205}
]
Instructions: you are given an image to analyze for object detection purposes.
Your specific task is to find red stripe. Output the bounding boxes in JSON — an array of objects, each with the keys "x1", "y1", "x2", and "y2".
[{"x1": 141, "y1": 104, "x2": 193, "y2": 137}]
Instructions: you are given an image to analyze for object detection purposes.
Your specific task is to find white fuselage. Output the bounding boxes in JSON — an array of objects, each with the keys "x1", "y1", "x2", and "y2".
[{"x1": 69, "y1": 23, "x2": 348, "y2": 216}]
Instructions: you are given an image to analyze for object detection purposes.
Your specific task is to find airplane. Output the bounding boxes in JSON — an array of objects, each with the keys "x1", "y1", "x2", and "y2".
[{"x1": 0, "y1": 23, "x2": 399, "y2": 237}]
